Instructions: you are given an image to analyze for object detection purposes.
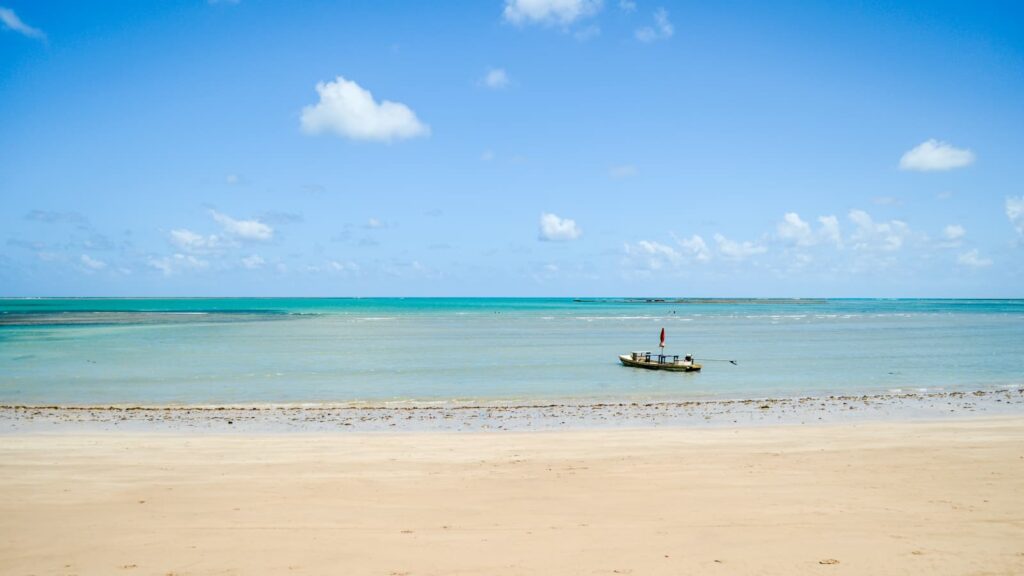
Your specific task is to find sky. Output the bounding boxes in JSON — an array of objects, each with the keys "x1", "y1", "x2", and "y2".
[{"x1": 1, "y1": 0, "x2": 1023, "y2": 297}]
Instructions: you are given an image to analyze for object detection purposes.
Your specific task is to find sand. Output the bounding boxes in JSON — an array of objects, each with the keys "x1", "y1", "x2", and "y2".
[
  {"x1": 2, "y1": 418, "x2": 1023, "y2": 575},
  {"x1": 3, "y1": 387, "x2": 1022, "y2": 433}
]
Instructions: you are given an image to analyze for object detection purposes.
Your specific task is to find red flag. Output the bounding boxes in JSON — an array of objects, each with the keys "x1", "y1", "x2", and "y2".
[{"x1": 659, "y1": 327, "x2": 665, "y2": 348}]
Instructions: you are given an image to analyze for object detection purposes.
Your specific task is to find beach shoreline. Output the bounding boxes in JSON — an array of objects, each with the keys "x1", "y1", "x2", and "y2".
[
  {"x1": 2, "y1": 416, "x2": 1023, "y2": 575},
  {"x1": 3, "y1": 386, "x2": 1022, "y2": 434}
]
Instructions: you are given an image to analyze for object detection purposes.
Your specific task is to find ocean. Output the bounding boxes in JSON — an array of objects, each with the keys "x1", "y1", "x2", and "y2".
[{"x1": 1, "y1": 298, "x2": 1022, "y2": 406}]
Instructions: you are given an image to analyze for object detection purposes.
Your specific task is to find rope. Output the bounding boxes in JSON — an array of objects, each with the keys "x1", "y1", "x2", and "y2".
[{"x1": 697, "y1": 358, "x2": 738, "y2": 365}]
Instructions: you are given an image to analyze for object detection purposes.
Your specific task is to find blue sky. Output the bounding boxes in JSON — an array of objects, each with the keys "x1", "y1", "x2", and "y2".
[{"x1": 2, "y1": 0, "x2": 1022, "y2": 297}]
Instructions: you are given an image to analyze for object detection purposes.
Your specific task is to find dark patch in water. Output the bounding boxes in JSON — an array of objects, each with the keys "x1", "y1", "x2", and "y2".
[{"x1": 0, "y1": 311, "x2": 297, "y2": 327}]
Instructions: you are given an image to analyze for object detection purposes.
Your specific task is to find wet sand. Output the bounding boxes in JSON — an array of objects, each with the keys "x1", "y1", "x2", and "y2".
[
  {"x1": 2, "y1": 387, "x2": 1022, "y2": 433},
  {"x1": 2, "y1": 417, "x2": 1023, "y2": 575}
]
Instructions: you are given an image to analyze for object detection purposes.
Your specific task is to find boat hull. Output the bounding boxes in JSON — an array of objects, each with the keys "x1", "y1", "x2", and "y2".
[{"x1": 619, "y1": 354, "x2": 702, "y2": 372}]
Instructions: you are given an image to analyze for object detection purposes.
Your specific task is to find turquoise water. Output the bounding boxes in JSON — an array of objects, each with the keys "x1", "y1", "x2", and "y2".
[{"x1": 1, "y1": 298, "x2": 1022, "y2": 406}]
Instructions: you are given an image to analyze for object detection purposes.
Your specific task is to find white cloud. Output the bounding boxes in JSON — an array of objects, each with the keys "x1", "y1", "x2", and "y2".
[
  {"x1": 503, "y1": 0, "x2": 602, "y2": 25},
  {"x1": 0, "y1": 7, "x2": 45, "y2": 41},
  {"x1": 365, "y1": 217, "x2": 387, "y2": 229},
  {"x1": 957, "y1": 249, "x2": 992, "y2": 268},
  {"x1": 635, "y1": 7, "x2": 673, "y2": 42},
  {"x1": 776, "y1": 212, "x2": 813, "y2": 246},
  {"x1": 714, "y1": 234, "x2": 767, "y2": 260},
  {"x1": 148, "y1": 254, "x2": 209, "y2": 276},
  {"x1": 848, "y1": 209, "x2": 909, "y2": 252},
  {"x1": 775, "y1": 212, "x2": 844, "y2": 248},
  {"x1": 624, "y1": 240, "x2": 681, "y2": 270},
  {"x1": 170, "y1": 228, "x2": 226, "y2": 253},
  {"x1": 210, "y1": 210, "x2": 273, "y2": 241},
  {"x1": 818, "y1": 215, "x2": 842, "y2": 247},
  {"x1": 937, "y1": 224, "x2": 965, "y2": 248},
  {"x1": 481, "y1": 149, "x2": 495, "y2": 162},
  {"x1": 482, "y1": 68, "x2": 510, "y2": 89},
  {"x1": 676, "y1": 234, "x2": 711, "y2": 262},
  {"x1": 619, "y1": 0, "x2": 636, "y2": 12},
  {"x1": 79, "y1": 254, "x2": 106, "y2": 271},
  {"x1": 943, "y1": 224, "x2": 965, "y2": 242},
  {"x1": 624, "y1": 234, "x2": 711, "y2": 271},
  {"x1": 329, "y1": 260, "x2": 360, "y2": 273},
  {"x1": 241, "y1": 254, "x2": 265, "y2": 269},
  {"x1": 1007, "y1": 196, "x2": 1024, "y2": 236},
  {"x1": 608, "y1": 164, "x2": 637, "y2": 178},
  {"x1": 899, "y1": 139, "x2": 975, "y2": 172},
  {"x1": 539, "y1": 212, "x2": 582, "y2": 241},
  {"x1": 300, "y1": 76, "x2": 429, "y2": 142}
]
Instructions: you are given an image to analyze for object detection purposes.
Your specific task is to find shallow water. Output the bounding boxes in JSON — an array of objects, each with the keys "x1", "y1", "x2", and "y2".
[{"x1": 1, "y1": 298, "x2": 1022, "y2": 406}]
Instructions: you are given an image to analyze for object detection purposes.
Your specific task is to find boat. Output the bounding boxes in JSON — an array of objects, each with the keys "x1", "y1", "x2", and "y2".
[
  {"x1": 619, "y1": 351, "x2": 702, "y2": 372},
  {"x1": 619, "y1": 327, "x2": 702, "y2": 372}
]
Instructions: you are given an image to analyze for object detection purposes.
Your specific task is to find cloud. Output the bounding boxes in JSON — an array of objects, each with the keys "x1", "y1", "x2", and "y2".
[
  {"x1": 365, "y1": 217, "x2": 388, "y2": 230},
  {"x1": 329, "y1": 260, "x2": 360, "y2": 274},
  {"x1": 957, "y1": 249, "x2": 992, "y2": 268},
  {"x1": 848, "y1": 209, "x2": 909, "y2": 252},
  {"x1": 899, "y1": 139, "x2": 975, "y2": 171},
  {"x1": 818, "y1": 216, "x2": 842, "y2": 247},
  {"x1": 241, "y1": 254, "x2": 265, "y2": 269},
  {"x1": 0, "y1": 7, "x2": 45, "y2": 41},
  {"x1": 148, "y1": 254, "x2": 209, "y2": 276},
  {"x1": 936, "y1": 224, "x2": 965, "y2": 248},
  {"x1": 300, "y1": 76, "x2": 429, "y2": 142},
  {"x1": 1007, "y1": 196, "x2": 1024, "y2": 236},
  {"x1": 676, "y1": 234, "x2": 711, "y2": 262},
  {"x1": 79, "y1": 254, "x2": 106, "y2": 271},
  {"x1": 608, "y1": 164, "x2": 637, "y2": 178},
  {"x1": 619, "y1": 0, "x2": 636, "y2": 12},
  {"x1": 210, "y1": 210, "x2": 273, "y2": 241},
  {"x1": 482, "y1": 68, "x2": 510, "y2": 89},
  {"x1": 776, "y1": 212, "x2": 813, "y2": 246},
  {"x1": 166, "y1": 211, "x2": 271, "y2": 257},
  {"x1": 775, "y1": 212, "x2": 843, "y2": 248},
  {"x1": 714, "y1": 233, "x2": 767, "y2": 260},
  {"x1": 943, "y1": 224, "x2": 965, "y2": 242},
  {"x1": 539, "y1": 212, "x2": 582, "y2": 241},
  {"x1": 624, "y1": 240, "x2": 681, "y2": 270},
  {"x1": 635, "y1": 7, "x2": 673, "y2": 42},
  {"x1": 25, "y1": 210, "x2": 87, "y2": 224},
  {"x1": 624, "y1": 234, "x2": 711, "y2": 271},
  {"x1": 170, "y1": 229, "x2": 226, "y2": 253},
  {"x1": 503, "y1": 0, "x2": 602, "y2": 25}
]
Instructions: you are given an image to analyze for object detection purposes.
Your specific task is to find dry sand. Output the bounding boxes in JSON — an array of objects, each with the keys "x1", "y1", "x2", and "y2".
[{"x1": 2, "y1": 418, "x2": 1023, "y2": 575}]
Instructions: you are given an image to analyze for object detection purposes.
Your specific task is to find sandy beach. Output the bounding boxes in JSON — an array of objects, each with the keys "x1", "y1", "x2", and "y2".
[{"x1": 2, "y1": 417, "x2": 1023, "y2": 575}]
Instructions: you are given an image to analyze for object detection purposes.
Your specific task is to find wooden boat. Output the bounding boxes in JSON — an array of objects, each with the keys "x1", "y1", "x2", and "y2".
[{"x1": 619, "y1": 351, "x2": 702, "y2": 372}]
